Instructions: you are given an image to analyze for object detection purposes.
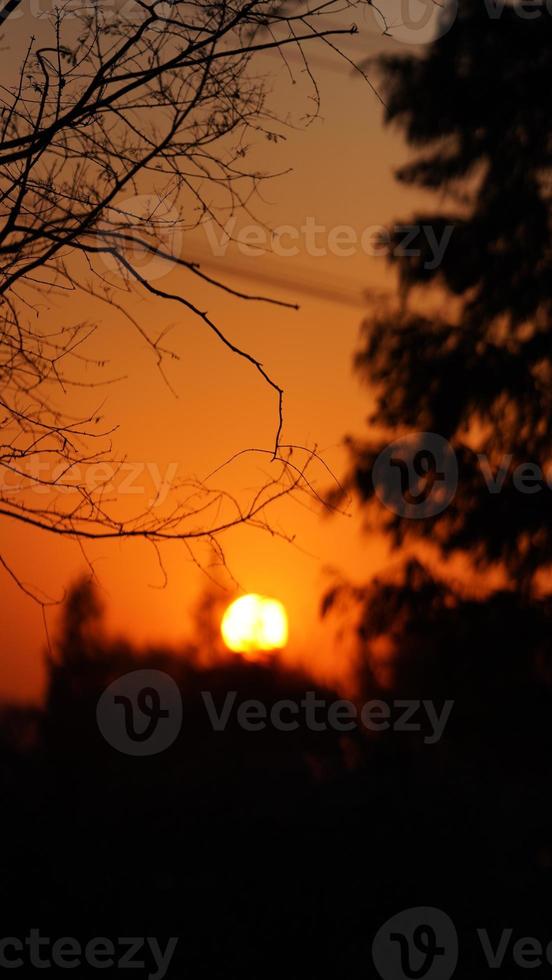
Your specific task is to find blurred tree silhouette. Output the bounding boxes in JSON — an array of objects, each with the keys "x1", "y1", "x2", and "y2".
[
  {"x1": 337, "y1": 0, "x2": 552, "y2": 595},
  {"x1": 4, "y1": 575, "x2": 552, "y2": 972}
]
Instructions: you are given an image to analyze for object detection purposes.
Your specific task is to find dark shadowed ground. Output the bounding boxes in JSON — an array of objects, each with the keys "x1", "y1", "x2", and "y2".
[{"x1": 1, "y1": 576, "x2": 551, "y2": 977}]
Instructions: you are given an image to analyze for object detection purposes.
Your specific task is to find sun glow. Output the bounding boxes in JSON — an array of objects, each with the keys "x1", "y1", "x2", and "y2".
[{"x1": 221, "y1": 594, "x2": 288, "y2": 655}]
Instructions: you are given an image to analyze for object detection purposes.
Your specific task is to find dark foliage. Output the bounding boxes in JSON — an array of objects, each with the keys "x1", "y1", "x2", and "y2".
[
  {"x1": 1, "y1": 578, "x2": 552, "y2": 975},
  {"x1": 339, "y1": 0, "x2": 552, "y2": 590}
]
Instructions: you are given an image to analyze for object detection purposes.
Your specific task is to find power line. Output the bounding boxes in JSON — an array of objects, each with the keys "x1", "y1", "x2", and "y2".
[{"x1": 187, "y1": 246, "x2": 371, "y2": 309}]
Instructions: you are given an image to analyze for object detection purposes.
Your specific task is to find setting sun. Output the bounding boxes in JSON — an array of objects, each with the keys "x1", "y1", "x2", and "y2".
[{"x1": 221, "y1": 594, "x2": 288, "y2": 655}]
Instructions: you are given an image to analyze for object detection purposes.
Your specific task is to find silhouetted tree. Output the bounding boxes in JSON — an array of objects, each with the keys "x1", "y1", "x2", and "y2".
[
  {"x1": 322, "y1": 9, "x2": 552, "y2": 872},
  {"x1": 338, "y1": 0, "x2": 552, "y2": 593}
]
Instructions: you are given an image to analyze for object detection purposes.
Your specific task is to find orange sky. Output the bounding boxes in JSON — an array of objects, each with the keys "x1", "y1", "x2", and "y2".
[{"x1": 0, "y1": 4, "x2": 441, "y2": 703}]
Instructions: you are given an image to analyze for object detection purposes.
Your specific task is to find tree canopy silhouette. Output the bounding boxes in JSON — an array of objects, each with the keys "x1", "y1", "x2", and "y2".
[{"x1": 337, "y1": 0, "x2": 552, "y2": 594}]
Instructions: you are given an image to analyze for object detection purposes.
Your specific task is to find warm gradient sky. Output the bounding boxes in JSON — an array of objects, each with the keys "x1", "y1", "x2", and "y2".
[{"x1": 0, "y1": 2, "x2": 443, "y2": 703}]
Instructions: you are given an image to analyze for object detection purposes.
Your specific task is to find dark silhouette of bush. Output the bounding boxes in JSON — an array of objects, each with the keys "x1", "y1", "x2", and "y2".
[{"x1": 2, "y1": 577, "x2": 552, "y2": 976}]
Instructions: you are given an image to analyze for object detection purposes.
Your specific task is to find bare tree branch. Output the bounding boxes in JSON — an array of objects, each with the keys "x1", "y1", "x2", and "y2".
[{"x1": 0, "y1": 0, "x2": 364, "y2": 593}]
